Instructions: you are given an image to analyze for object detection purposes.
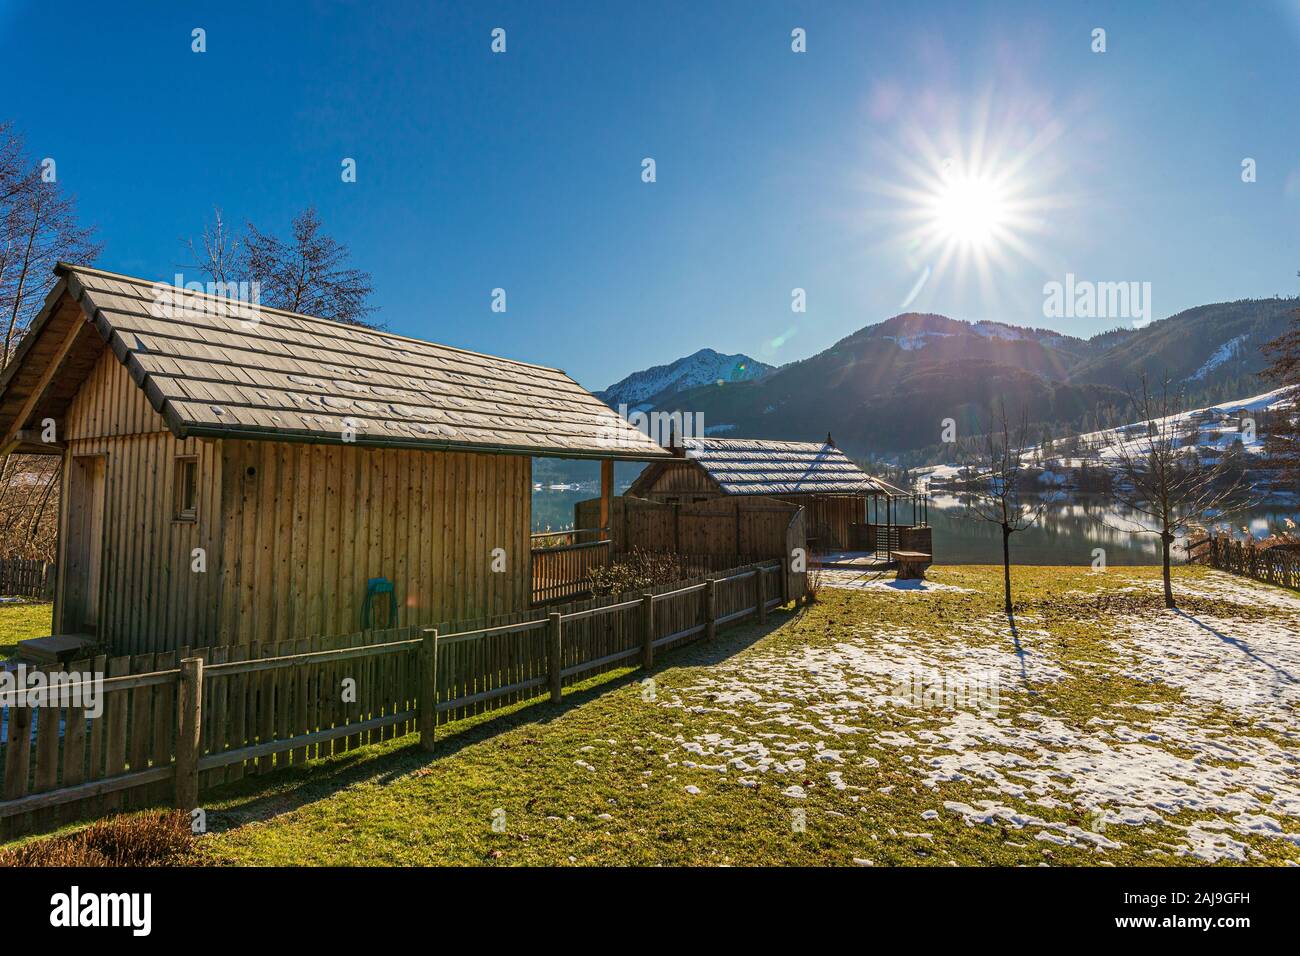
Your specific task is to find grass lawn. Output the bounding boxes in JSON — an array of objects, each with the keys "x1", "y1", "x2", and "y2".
[
  {"x1": 5, "y1": 567, "x2": 1297, "y2": 866},
  {"x1": 0, "y1": 601, "x2": 51, "y2": 660},
  {"x1": 179, "y1": 564, "x2": 1300, "y2": 866}
]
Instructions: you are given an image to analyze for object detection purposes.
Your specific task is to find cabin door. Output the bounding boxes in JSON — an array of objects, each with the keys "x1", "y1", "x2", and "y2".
[{"x1": 63, "y1": 454, "x2": 106, "y2": 634}]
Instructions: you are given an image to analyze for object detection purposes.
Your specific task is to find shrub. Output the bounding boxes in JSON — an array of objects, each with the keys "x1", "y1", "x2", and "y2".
[
  {"x1": 0, "y1": 810, "x2": 194, "y2": 867},
  {"x1": 587, "y1": 549, "x2": 692, "y2": 596},
  {"x1": 805, "y1": 556, "x2": 827, "y2": 604}
]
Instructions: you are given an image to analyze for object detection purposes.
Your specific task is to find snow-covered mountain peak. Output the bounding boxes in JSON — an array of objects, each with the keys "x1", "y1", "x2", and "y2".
[{"x1": 595, "y1": 348, "x2": 774, "y2": 410}]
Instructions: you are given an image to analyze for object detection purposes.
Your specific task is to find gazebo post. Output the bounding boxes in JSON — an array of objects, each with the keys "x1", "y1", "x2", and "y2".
[{"x1": 887, "y1": 495, "x2": 893, "y2": 560}]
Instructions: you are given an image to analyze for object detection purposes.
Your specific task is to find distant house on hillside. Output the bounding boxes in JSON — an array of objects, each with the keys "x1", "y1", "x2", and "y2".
[
  {"x1": 0, "y1": 264, "x2": 669, "y2": 655},
  {"x1": 626, "y1": 436, "x2": 926, "y2": 553}
]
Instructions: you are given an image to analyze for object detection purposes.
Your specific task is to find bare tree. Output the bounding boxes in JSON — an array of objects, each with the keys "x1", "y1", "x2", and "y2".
[
  {"x1": 1093, "y1": 376, "x2": 1251, "y2": 609},
  {"x1": 0, "y1": 120, "x2": 100, "y2": 561},
  {"x1": 960, "y1": 399, "x2": 1047, "y2": 614},
  {"x1": 1260, "y1": 281, "x2": 1299, "y2": 485},
  {"x1": 0, "y1": 122, "x2": 32, "y2": 205},
  {"x1": 0, "y1": 144, "x2": 101, "y2": 366},
  {"x1": 243, "y1": 207, "x2": 376, "y2": 327},
  {"x1": 181, "y1": 207, "x2": 243, "y2": 286}
]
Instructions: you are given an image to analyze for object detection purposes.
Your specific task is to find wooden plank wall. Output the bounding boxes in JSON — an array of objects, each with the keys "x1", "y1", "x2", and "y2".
[
  {"x1": 216, "y1": 440, "x2": 531, "y2": 646},
  {"x1": 57, "y1": 348, "x2": 534, "y2": 652},
  {"x1": 58, "y1": 350, "x2": 223, "y2": 651},
  {"x1": 778, "y1": 495, "x2": 864, "y2": 551},
  {"x1": 577, "y1": 494, "x2": 799, "y2": 559},
  {"x1": 636, "y1": 460, "x2": 718, "y2": 498}
]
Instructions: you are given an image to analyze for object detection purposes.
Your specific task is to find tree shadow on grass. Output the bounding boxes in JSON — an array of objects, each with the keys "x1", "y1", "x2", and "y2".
[
  {"x1": 1005, "y1": 611, "x2": 1030, "y2": 686},
  {"x1": 200, "y1": 606, "x2": 801, "y2": 832},
  {"x1": 1173, "y1": 609, "x2": 1299, "y2": 689}
]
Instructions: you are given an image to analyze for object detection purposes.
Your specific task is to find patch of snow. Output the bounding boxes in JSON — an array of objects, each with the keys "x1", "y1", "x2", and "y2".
[
  {"x1": 972, "y1": 321, "x2": 1025, "y2": 341},
  {"x1": 818, "y1": 570, "x2": 973, "y2": 594},
  {"x1": 595, "y1": 348, "x2": 773, "y2": 407},
  {"x1": 884, "y1": 331, "x2": 953, "y2": 351},
  {"x1": 655, "y1": 573, "x2": 1300, "y2": 862},
  {"x1": 1189, "y1": 335, "x2": 1248, "y2": 381}
]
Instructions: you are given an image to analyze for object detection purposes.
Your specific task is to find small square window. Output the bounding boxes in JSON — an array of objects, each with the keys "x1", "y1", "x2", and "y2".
[{"x1": 175, "y1": 457, "x2": 198, "y2": 521}]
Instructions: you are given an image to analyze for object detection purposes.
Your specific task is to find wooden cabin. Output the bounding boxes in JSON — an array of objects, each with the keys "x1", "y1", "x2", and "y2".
[
  {"x1": 626, "y1": 436, "x2": 926, "y2": 553},
  {"x1": 0, "y1": 264, "x2": 669, "y2": 655}
]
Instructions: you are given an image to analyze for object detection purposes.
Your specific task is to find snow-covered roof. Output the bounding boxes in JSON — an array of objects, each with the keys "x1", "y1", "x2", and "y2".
[{"x1": 675, "y1": 437, "x2": 893, "y2": 496}]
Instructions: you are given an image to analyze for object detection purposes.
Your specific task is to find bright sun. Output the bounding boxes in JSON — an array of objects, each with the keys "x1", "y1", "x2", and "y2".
[
  {"x1": 930, "y1": 173, "x2": 1006, "y2": 247},
  {"x1": 867, "y1": 102, "x2": 1069, "y2": 312}
]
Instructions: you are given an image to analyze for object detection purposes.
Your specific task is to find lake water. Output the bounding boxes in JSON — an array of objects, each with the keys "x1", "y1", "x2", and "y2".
[
  {"x1": 927, "y1": 493, "x2": 1298, "y2": 565},
  {"x1": 532, "y1": 488, "x2": 1298, "y2": 566},
  {"x1": 532, "y1": 487, "x2": 599, "y2": 536}
]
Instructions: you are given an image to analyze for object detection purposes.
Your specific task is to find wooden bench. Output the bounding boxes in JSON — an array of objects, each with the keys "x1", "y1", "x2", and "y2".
[{"x1": 893, "y1": 550, "x2": 932, "y2": 581}]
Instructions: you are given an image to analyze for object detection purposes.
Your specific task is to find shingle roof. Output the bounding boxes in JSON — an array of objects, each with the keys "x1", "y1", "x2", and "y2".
[
  {"x1": 678, "y1": 437, "x2": 890, "y2": 495},
  {"x1": 13, "y1": 264, "x2": 670, "y2": 460}
]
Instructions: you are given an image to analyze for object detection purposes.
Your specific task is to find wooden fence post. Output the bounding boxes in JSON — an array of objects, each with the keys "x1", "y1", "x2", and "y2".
[
  {"x1": 641, "y1": 593, "x2": 654, "y2": 669},
  {"x1": 175, "y1": 657, "x2": 203, "y2": 813},
  {"x1": 548, "y1": 612, "x2": 563, "y2": 703},
  {"x1": 704, "y1": 578, "x2": 717, "y2": 640},
  {"x1": 756, "y1": 567, "x2": 767, "y2": 623},
  {"x1": 419, "y1": 629, "x2": 438, "y2": 751}
]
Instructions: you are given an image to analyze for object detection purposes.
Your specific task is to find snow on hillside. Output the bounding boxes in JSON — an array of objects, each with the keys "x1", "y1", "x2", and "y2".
[
  {"x1": 1072, "y1": 387, "x2": 1289, "y2": 465},
  {"x1": 596, "y1": 348, "x2": 773, "y2": 411},
  {"x1": 914, "y1": 387, "x2": 1296, "y2": 500},
  {"x1": 972, "y1": 321, "x2": 1026, "y2": 341},
  {"x1": 1188, "y1": 334, "x2": 1248, "y2": 381},
  {"x1": 883, "y1": 331, "x2": 954, "y2": 351}
]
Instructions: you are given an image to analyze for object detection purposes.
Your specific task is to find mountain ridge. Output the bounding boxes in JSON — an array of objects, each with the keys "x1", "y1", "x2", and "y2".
[
  {"x1": 594, "y1": 347, "x2": 773, "y2": 412},
  {"x1": 602, "y1": 297, "x2": 1298, "y2": 460}
]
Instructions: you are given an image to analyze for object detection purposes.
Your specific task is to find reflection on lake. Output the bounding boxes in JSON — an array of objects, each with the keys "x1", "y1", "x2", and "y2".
[
  {"x1": 532, "y1": 488, "x2": 1299, "y2": 566},
  {"x1": 929, "y1": 493, "x2": 1299, "y2": 566}
]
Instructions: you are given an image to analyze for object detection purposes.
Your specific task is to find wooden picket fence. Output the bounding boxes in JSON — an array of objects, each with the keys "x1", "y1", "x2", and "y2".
[
  {"x1": 0, "y1": 557, "x2": 54, "y2": 599},
  {"x1": 1201, "y1": 535, "x2": 1300, "y2": 591},
  {"x1": 0, "y1": 558, "x2": 798, "y2": 839}
]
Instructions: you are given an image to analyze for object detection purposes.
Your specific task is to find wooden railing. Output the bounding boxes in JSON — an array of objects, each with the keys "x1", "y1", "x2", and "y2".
[
  {"x1": 0, "y1": 559, "x2": 797, "y2": 838},
  {"x1": 1200, "y1": 535, "x2": 1300, "y2": 591},
  {"x1": 530, "y1": 539, "x2": 612, "y2": 604},
  {"x1": 529, "y1": 527, "x2": 607, "y2": 549},
  {"x1": 853, "y1": 523, "x2": 900, "y2": 560}
]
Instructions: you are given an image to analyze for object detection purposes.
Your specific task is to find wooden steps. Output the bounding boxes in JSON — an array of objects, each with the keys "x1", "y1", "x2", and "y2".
[{"x1": 14, "y1": 634, "x2": 99, "y2": 666}]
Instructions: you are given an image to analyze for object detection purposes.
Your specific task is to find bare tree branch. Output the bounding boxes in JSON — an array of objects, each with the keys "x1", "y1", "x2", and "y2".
[
  {"x1": 243, "y1": 207, "x2": 377, "y2": 327},
  {"x1": 1090, "y1": 374, "x2": 1253, "y2": 608},
  {"x1": 958, "y1": 398, "x2": 1047, "y2": 614}
]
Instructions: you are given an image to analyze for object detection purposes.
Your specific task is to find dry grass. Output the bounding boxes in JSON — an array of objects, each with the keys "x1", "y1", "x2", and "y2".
[{"x1": 0, "y1": 810, "x2": 194, "y2": 867}]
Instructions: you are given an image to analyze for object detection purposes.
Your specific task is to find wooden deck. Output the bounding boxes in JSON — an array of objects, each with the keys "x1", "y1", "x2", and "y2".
[{"x1": 811, "y1": 550, "x2": 894, "y2": 570}]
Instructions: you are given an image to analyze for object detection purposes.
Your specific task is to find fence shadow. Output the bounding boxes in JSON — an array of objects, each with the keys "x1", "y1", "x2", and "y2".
[{"x1": 198, "y1": 606, "x2": 799, "y2": 832}]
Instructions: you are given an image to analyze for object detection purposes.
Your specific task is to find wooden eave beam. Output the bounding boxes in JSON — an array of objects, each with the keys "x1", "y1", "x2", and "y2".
[{"x1": 0, "y1": 306, "x2": 89, "y2": 456}]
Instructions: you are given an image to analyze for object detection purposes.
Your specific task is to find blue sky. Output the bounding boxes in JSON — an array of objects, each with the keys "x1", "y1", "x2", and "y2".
[{"x1": 2, "y1": 0, "x2": 1298, "y2": 388}]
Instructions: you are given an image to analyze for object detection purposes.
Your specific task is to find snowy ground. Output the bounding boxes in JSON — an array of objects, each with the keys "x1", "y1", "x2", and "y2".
[
  {"x1": 817, "y1": 569, "x2": 974, "y2": 594},
  {"x1": 656, "y1": 568, "x2": 1300, "y2": 864}
]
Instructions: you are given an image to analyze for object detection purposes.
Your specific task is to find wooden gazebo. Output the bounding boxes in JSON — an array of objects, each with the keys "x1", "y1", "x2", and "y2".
[{"x1": 626, "y1": 435, "x2": 928, "y2": 558}]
